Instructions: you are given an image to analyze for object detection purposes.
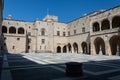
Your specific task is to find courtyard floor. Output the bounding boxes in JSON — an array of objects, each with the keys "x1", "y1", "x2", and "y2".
[{"x1": 1, "y1": 53, "x2": 120, "y2": 80}]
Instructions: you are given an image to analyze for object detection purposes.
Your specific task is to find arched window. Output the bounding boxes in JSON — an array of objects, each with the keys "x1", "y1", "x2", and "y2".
[
  {"x1": 112, "y1": 16, "x2": 120, "y2": 28},
  {"x1": 41, "y1": 28, "x2": 45, "y2": 36},
  {"x1": 101, "y1": 19, "x2": 110, "y2": 30},
  {"x1": 57, "y1": 46, "x2": 61, "y2": 53},
  {"x1": 9, "y1": 27, "x2": 16, "y2": 34},
  {"x1": 2, "y1": 26, "x2": 7, "y2": 33},
  {"x1": 93, "y1": 22, "x2": 100, "y2": 32},
  {"x1": 18, "y1": 27, "x2": 24, "y2": 34}
]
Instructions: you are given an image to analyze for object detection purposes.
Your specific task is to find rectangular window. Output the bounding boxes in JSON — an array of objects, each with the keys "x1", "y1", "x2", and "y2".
[
  {"x1": 41, "y1": 39, "x2": 45, "y2": 44},
  {"x1": 28, "y1": 46, "x2": 30, "y2": 49},
  {"x1": 28, "y1": 38, "x2": 31, "y2": 43},
  {"x1": 63, "y1": 32, "x2": 66, "y2": 36},
  {"x1": 82, "y1": 27, "x2": 85, "y2": 33},
  {"x1": 74, "y1": 30, "x2": 76, "y2": 35},
  {"x1": 68, "y1": 31, "x2": 70, "y2": 36},
  {"x1": 57, "y1": 31, "x2": 60, "y2": 36}
]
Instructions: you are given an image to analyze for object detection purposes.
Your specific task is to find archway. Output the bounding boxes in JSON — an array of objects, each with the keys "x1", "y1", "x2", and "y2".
[
  {"x1": 109, "y1": 35, "x2": 120, "y2": 55},
  {"x1": 101, "y1": 19, "x2": 110, "y2": 30},
  {"x1": 57, "y1": 46, "x2": 61, "y2": 53},
  {"x1": 94, "y1": 37, "x2": 105, "y2": 55},
  {"x1": 73, "y1": 43, "x2": 78, "y2": 53},
  {"x1": 93, "y1": 22, "x2": 100, "y2": 32},
  {"x1": 81, "y1": 42, "x2": 87, "y2": 54},
  {"x1": 9, "y1": 27, "x2": 16, "y2": 34},
  {"x1": 18, "y1": 27, "x2": 24, "y2": 34},
  {"x1": 112, "y1": 16, "x2": 120, "y2": 28},
  {"x1": 63, "y1": 45, "x2": 67, "y2": 53},
  {"x1": 68, "y1": 43, "x2": 71, "y2": 53},
  {"x1": 2, "y1": 26, "x2": 7, "y2": 33}
]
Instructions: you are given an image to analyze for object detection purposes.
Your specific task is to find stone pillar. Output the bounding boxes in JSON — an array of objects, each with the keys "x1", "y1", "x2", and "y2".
[
  {"x1": 99, "y1": 22, "x2": 102, "y2": 31},
  {"x1": 72, "y1": 47, "x2": 74, "y2": 53},
  {"x1": 91, "y1": 41, "x2": 96, "y2": 55},
  {"x1": 116, "y1": 45, "x2": 120, "y2": 56},
  {"x1": 61, "y1": 46, "x2": 63, "y2": 53},
  {"x1": 16, "y1": 28, "x2": 18, "y2": 34},
  {"x1": 109, "y1": 19, "x2": 112, "y2": 29},
  {"x1": 66, "y1": 46, "x2": 68, "y2": 53},
  {"x1": 105, "y1": 41, "x2": 112, "y2": 56}
]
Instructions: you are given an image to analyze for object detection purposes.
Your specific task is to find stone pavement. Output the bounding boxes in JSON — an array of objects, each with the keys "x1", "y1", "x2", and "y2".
[{"x1": 1, "y1": 53, "x2": 120, "y2": 80}]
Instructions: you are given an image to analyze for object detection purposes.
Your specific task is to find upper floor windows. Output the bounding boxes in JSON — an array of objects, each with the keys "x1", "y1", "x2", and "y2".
[
  {"x1": 41, "y1": 39, "x2": 45, "y2": 44},
  {"x1": 18, "y1": 27, "x2": 25, "y2": 34},
  {"x1": 101, "y1": 19, "x2": 110, "y2": 30},
  {"x1": 2, "y1": 26, "x2": 7, "y2": 33},
  {"x1": 112, "y1": 16, "x2": 120, "y2": 28},
  {"x1": 68, "y1": 31, "x2": 70, "y2": 36},
  {"x1": 57, "y1": 31, "x2": 60, "y2": 36},
  {"x1": 63, "y1": 32, "x2": 66, "y2": 36},
  {"x1": 9, "y1": 27, "x2": 16, "y2": 34},
  {"x1": 74, "y1": 30, "x2": 76, "y2": 35},
  {"x1": 82, "y1": 27, "x2": 85, "y2": 33},
  {"x1": 93, "y1": 22, "x2": 100, "y2": 32},
  {"x1": 41, "y1": 28, "x2": 45, "y2": 36}
]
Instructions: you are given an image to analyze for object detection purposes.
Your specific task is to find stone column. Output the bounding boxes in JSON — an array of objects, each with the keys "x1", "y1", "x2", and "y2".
[
  {"x1": 91, "y1": 41, "x2": 96, "y2": 55},
  {"x1": 99, "y1": 22, "x2": 102, "y2": 31},
  {"x1": 109, "y1": 18, "x2": 112, "y2": 29},
  {"x1": 105, "y1": 41, "x2": 112, "y2": 56},
  {"x1": 72, "y1": 47, "x2": 74, "y2": 53},
  {"x1": 61, "y1": 46, "x2": 63, "y2": 53},
  {"x1": 16, "y1": 28, "x2": 18, "y2": 34}
]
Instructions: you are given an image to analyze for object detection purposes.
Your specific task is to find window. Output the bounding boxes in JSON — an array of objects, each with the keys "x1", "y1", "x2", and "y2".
[
  {"x1": 63, "y1": 32, "x2": 66, "y2": 36},
  {"x1": 12, "y1": 46, "x2": 15, "y2": 49},
  {"x1": 4, "y1": 37, "x2": 6, "y2": 40},
  {"x1": 68, "y1": 31, "x2": 70, "y2": 36},
  {"x1": 57, "y1": 31, "x2": 60, "y2": 36},
  {"x1": 28, "y1": 38, "x2": 31, "y2": 43},
  {"x1": 28, "y1": 46, "x2": 30, "y2": 49},
  {"x1": 41, "y1": 39, "x2": 45, "y2": 44},
  {"x1": 82, "y1": 27, "x2": 85, "y2": 33},
  {"x1": 41, "y1": 28, "x2": 45, "y2": 36},
  {"x1": 17, "y1": 38, "x2": 20, "y2": 40},
  {"x1": 74, "y1": 30, "x2": 76, "y2": 34}
]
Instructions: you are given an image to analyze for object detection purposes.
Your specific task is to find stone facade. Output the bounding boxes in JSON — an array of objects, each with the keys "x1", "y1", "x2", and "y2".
[{"x1": 1, "y1": 5, "x2": 120, "y2": 56}]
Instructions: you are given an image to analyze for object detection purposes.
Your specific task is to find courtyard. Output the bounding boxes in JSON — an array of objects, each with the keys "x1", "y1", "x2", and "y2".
[{"x1": 1, "y1": 52, "x2": 120, "y2": 80}]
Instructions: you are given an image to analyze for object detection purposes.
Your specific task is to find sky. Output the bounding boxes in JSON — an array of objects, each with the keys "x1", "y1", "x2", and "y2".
[{"x1": 3, "y1": 0, "x2": 120, "y2": 22}]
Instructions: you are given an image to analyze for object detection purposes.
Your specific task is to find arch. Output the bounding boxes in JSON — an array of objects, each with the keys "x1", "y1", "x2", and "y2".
[
  {"x1": 9, "y1": 27, "x2": 16, "y2": 34},
  {"x1": 109, "y1": 35, "x2": 120, "y2": 55},
  {"x1": 68, "y1": 43, "x2": 72, "y2": 53},
  {"x1": 63, "y1": 45, "x2": 67, "y2": 53},
  {"x1": 41, "y1": 28, "x2": 45, "y2": 36},
  {"x1": 93, "y1": 22, "x2": 100, "y2": 32},
  {"x1": 101, "y1": 19, "x2": 110, "y2": 30},
  {"x1": 2, "y1": 26, "x2": 7, "y2": 33},
  {"x1": 81, "y1": 42, "x2": 87, "y2": 54},
  {"x1": 94, "y1": 37, "x2": 105, "y2": 55},
  {"x1": 112, "y1": 16, "x2": 120, "y2": 28},
  {"x1": 73, "y1": 42, "x2": 78, "y2": 53},
  {"x1": 57, "y1": 46, "x2": 61, "y2": 53},
  {"x1": 18, "y1": 27, "x2": 24, "y2": 34}
]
